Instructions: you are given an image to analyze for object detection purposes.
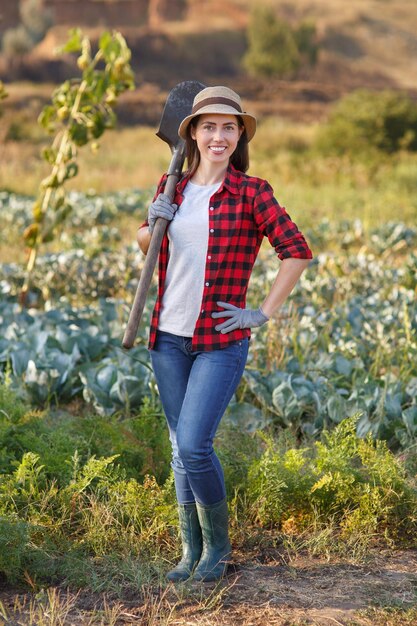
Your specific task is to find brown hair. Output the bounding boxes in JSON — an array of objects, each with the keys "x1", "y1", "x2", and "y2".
[{"x1": 184, "y1": 115, "x2": 250, "y2": 177}]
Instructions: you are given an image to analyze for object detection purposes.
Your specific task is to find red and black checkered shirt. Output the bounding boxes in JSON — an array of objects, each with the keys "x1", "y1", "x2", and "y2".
[{"x1": 144, "y1": 164, "x2": 313, "y2": 351}]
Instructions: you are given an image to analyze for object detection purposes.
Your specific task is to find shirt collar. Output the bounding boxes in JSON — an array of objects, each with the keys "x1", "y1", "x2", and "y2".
[
  {"x1": 176, "y1": 163, "x2": 242, "y2": 196},
  {"x1": 221, "y1": 164, "x2": 242, "y2": 195}
]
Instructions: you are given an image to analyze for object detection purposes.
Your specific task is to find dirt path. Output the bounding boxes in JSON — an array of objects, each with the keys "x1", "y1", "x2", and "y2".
[
  {"x1": 1, "y1": 550, "x2": 416, "y2": 625},
  {"x1": 204, "y1": 549, "x2": 417, "y2": 625}
]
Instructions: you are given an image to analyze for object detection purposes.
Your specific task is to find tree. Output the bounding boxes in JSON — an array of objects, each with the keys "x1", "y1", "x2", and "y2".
[
  {"x1": 243, "y1": 5, "x2": 319, "y2": 79},
  {"x1": 2, "y1": 0, "x2": 53, "y2": 58},
  {"x1": 20, "y1": 0, "x2": 53, "y2": 44},
  {"x1": 294, "y1": 20, "x2": 319, "y2": 66},
  {"x1": 2, "y1": 25, "x2": 34, "y2": 58},
  {"x1": 317, "y1": 90, "x2": 417, "y2": 155},
  {"x1": 243, "y1": 5, "x2": 300, "y2": 78},
  {"x1": 21, "y1": 29, "x2": 135, "y2": 303}
]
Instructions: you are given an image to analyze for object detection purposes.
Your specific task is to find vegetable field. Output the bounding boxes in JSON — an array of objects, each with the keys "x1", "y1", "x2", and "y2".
[
  {"x1": 1, "y1": 190, "x2": 416, "y2": 449},
  {"x1": 0, "y1": 182, "x2": 416, "y2": 624},
  {"x1": 1, "y1": 82, "x2": 417, "y2": 623}
]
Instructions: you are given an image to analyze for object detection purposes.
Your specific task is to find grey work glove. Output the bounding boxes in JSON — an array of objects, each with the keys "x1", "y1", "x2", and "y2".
[
  {"x1": 148, "y1": 193, "x2": 178, "y2": 233},
  {"x1": 212, "y1": 301, "x2": 269, "y2": 334}
]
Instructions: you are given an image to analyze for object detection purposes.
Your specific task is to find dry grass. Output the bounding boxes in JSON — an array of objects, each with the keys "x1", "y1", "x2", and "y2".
[
  {"x1": 71, "y1": 126, "x2": 171, "y2": 192},
  {"x1": 0, "y1": 124, "x2": 170, "y2": 196},
  {"x1": 0, "y1": 112, "x2": 318, "y2": 196},
  {"x1": 0, "y1": 550, "x2": 415, "y2": 625},
  {"x1": 2, "y1": 112, "x2": 417, "y2": 245}
]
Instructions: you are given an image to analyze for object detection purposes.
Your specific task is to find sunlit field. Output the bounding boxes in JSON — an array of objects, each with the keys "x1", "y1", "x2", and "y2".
[{"x1": 0, "y1": 78, "x2": 416, "y2": 625}]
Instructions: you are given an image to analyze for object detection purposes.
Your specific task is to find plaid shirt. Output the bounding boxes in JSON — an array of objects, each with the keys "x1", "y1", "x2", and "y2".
[{"x1": 145, "y1": 164, "x2": 312, "y2": 351}]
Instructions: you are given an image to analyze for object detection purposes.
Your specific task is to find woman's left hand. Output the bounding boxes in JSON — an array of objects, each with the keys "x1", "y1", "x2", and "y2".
[{"x1": 212, "y1": 301, "x2": 269, "y2": 333}]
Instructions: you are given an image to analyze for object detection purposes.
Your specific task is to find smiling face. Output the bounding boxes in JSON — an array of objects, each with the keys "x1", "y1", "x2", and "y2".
[{"x1": 190, "y1": 114, "x2": 243, "y2": 168}]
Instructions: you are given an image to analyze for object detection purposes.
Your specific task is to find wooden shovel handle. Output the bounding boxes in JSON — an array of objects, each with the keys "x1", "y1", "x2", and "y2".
[{"x1": 122, "y1": 168, "x2": 181, "y2": 349}]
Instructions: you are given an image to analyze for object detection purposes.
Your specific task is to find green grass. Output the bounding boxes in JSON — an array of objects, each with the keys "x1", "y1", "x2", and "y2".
[
  {"x1": 353, "y1": 607, "x2": 417, "y2": 626},
  {"x1": 0, "y1": 386, "x2": 171, "y2": 486}
]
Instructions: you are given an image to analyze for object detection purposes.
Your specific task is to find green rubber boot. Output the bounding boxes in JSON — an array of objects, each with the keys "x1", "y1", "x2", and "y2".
[
  {"x1": 192, "y1": 498, "x2": 231, "y2": 582},
  {"x1": 166, "y1": 503, "x2": 203, "y2": 582}
]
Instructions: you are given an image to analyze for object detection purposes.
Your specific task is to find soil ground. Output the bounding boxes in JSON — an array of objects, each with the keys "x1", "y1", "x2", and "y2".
[{"x1": 0, "y1": 549, "x2": 416, "y2": 625}]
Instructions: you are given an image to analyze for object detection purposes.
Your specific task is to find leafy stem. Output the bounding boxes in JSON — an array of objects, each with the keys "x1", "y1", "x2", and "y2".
[{"x1": 21, "y1": 29, "x2": 135, "y2": 305}]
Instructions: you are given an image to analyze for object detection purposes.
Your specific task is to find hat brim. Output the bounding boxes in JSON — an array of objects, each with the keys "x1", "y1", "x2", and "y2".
[{"x1": 178, "y1": 104, "x2": 257, "y2": 142}]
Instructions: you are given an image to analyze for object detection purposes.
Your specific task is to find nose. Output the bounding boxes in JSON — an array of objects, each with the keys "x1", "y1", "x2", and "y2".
[{"x1": 213, "y1": 127, "x2": 224, "y2": 141}]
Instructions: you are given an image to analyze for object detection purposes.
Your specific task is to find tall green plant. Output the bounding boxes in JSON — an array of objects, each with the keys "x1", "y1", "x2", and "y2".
[
  {"x1": 20, "y1": 0, "x2": 53, "y2": 45},
  {"x1": 245, "y1": 417, "x2": 417, "y2": 549},
  {"x1": 2, "y1": 0, "x2": 53, "y2": 58},
  {"x1": 294, "y1": 20, "x2": 319, "y2": 65},
  {"x1": 316, "y1": 89, "x2": 417, "y2": 156},
  {"x1": 21, "y1": 29, "x2": 134, "y2": 302},
  {"x1": 0, "y1": 81, "x2": 7, "y2": 111},
  {"x1": 0, "y1": 81, "x2": 9, "y2": 148},
  {"x1": 243, "y1": 5, "x2": 300, "y2": 78}
]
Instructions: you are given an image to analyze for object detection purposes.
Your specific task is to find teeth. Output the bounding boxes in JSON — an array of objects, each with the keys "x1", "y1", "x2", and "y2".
[{"x1": 210, "y1": 147, "x2": 226, "y2": 152}]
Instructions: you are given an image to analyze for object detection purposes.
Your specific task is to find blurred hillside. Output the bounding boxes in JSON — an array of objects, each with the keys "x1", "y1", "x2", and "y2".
[{"x1": 1, "y1": 0, "x2": 417, "y2": 125}]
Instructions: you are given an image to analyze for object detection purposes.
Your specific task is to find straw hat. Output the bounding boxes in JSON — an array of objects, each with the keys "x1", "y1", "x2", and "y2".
[{"x1": 178, "y1": 86, "x2": 257, "y2": 142}]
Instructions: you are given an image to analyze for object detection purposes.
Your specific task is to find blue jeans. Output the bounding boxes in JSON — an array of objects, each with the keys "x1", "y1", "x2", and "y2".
[{"x1": 150, "y1": 331, "x2": 249, "y2": 505}]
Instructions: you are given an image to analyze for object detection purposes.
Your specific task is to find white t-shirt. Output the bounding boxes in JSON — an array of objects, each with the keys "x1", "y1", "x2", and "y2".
[{"x1": 158, "y1": 181, "x2": 220, "y2": 337}]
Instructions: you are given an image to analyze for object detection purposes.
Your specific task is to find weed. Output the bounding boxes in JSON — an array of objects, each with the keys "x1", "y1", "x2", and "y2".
[
  {"x1": 243, "y1": 418, "x2": 417, "y2": 556},
  {"x1": 354, "y1": 606, "x2": 417, "y2": 626},
  {"x1": 0, "y1": 394, "x2": 171, "y2": 485},
  {"x1": 0, "y1": 403, "x2": 415, "y2": 591},
  {"x1": 0, "y1": 588, "x2": 77, "y2": 626}
]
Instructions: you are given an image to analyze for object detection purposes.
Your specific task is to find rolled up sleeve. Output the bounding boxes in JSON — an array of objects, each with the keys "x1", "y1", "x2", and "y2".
[{"x1": 253, "y1": 180, "x2": 313, "y2": 260}]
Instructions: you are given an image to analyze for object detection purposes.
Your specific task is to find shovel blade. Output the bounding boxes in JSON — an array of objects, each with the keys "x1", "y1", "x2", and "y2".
[{"x1": 156, "y1": 80, "x2": 206, "y2": 151}]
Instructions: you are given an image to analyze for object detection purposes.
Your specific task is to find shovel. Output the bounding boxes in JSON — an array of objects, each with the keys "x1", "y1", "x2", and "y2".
[{"x1": 122, "y1": 80, "x2": 205, "y2": 349}]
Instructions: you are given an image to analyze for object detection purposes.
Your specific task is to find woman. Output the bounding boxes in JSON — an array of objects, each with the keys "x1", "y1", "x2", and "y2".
[{"x1": 137, "y1": 86, "x2": 313, "y2": 582}]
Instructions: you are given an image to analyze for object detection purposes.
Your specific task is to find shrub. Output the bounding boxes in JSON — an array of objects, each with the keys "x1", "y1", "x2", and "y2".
[
  {"x1": 1, "y1": 0, "x2": 53, "y2": 58},
  {"x1": 20, "y1": 0, "x2": 53, "y2": 45},
  {"x1": 316, "y1": 89, "x2": 417, "y2": 156},
  {"x1": 0, "y1": 82, "x2": 7, "y2": 116},
  {"x1": 2, "y1": 25, "x2": 34, "y2": 58},
  {"x1": 243, "y1": 5, "x2": 318, "y2": 78},
  {"x1": 243, "y1": 6, "x2": 300, "y2": 78},
  {"x1": 294, "y1": 20, "x2": 319, "y2": 66},
  {"x1": 0, "y1": 384, "x2": 171, "y2": 485},
  {"x1": 245, "y1": 418, "x2": 417, "y2": 548},
  {"x1": 0, "y1": 452, "x2": 176, "y2": 585}
]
